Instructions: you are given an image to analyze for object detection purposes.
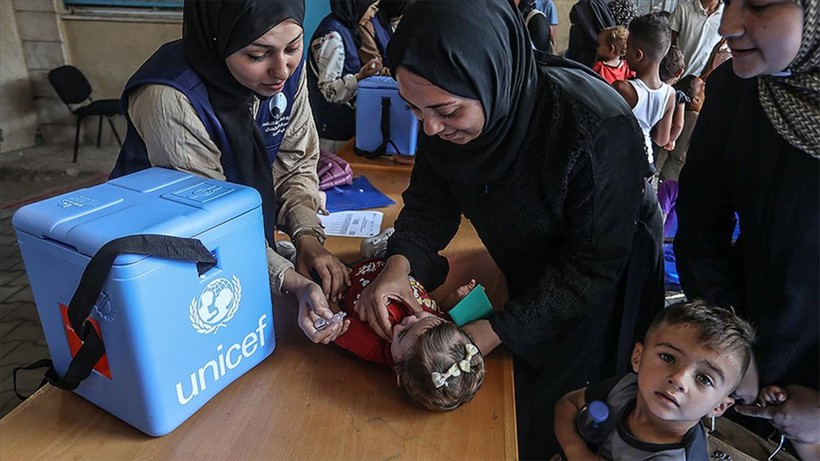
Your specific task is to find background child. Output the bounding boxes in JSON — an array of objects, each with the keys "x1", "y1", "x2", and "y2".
[
  {"x1": 554, "y1": 300, "x2": 756, "y2": 460},
  {"x1": 655, "y1": 75, "x2": 705, "y2": 181},
  {"x1": 592, "y1": 25, "x2": 633, "y2": 84},
  {"x1": 331, "y1": 258, "x2": 486, "y2": 411},
  {"x1": 759, "y1": 385, "x2": 789, "y2": 407},
  {"x1": 654, "y1": 44, "x2": 687, "y2": 161},
  {"x1": 660, "y1": 45, "x2": 686, "y2": 85},
  {"x1": 613, "y1": 14, "x2": 684, "y2": 164}
]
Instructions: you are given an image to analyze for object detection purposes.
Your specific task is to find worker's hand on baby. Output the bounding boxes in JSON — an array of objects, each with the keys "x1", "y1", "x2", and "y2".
[
  {"x1": 353, "y1": 256, "x2": 421, "y2": 341},
  {"x1": 294, "y1": 236, "x2": 351, "y2": 301},
  {"x1": 295, "y1": 282, "x2": 349, "y2": 344}
]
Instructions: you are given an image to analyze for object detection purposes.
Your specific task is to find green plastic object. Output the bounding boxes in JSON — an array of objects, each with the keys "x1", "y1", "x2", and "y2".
[{"x1": 448, "y1": 284, "x2": 493, "y2": 326}]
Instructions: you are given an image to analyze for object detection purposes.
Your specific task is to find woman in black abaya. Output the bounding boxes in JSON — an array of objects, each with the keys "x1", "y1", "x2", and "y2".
[{"x1": 353, "y1": 0, "x2": 664, "y2": 457}]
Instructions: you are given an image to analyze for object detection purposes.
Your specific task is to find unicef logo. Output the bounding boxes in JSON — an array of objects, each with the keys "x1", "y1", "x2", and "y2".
[
  {"x1": 189, "y1": 276, "x2": 242, "y2": 334},
  {"x1": 268, "y1": 92, "x2": 288, "y2": 119}
]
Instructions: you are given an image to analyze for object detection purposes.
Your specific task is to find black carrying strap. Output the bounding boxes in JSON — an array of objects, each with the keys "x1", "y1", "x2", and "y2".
[
  {"x1": 355, "y1": 96, "x2": 392, "y2": 158},
  {"x1": 13, "y1": 359, "x2": 51, "y2": 400},
  {"x1": 42, "y1": 234, "x2": 217, "y2": 392}
]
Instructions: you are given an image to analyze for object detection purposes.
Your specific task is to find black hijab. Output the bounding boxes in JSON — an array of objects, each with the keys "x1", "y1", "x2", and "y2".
[
  {"x1": 182, "y1": 0, "x2": 305, "y2": 242},
  {"x1": 379, "y1": 0, "x2": 409, "y2": 19},
  {"x1": 518, "y1": 0, "x2": 537, "y2": 16},
  {"x1": 386, "y1": 0, "x2": 538, "y2": 185},
  {"x1": 330, "y1": 0, "x2": 379, "y2": 30}
]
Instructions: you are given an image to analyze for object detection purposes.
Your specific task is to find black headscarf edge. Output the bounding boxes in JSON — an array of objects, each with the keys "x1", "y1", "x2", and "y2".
[{"x1": 386, "y1": 0, "x2": 539, "y2": 185}]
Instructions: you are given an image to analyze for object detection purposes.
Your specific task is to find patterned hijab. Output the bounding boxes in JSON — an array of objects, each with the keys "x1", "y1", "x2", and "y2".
[
  {"x1": 386, "y1": 0, "x2": 538, "y2": 185},
  {"x1": 182, "y1": 0, "x2": 304, "y2": 242},
  {"x1": 758, "y1": 0, "x2": 820, "y2": 158}
]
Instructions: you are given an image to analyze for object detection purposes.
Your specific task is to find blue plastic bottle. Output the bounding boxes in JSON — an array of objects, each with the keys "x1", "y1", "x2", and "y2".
[{"x1": 576, "y1": 400, "x2": 610, "y2": 447}]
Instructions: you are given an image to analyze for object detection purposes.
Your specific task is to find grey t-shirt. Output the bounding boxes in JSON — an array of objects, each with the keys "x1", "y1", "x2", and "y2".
[{"x1": 584, "y1": 373, "x2": 708, "y2": 460}]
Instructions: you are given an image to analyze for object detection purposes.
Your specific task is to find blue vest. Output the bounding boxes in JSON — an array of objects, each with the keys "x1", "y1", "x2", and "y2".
[
  {"x1": 111, "y1": 40, "x2": 302, "y2": 183},
  {"x1": 307, "y1": 15, "x2": 390, "y2": 141},
  {"x1": 255, "y1": 59, "x2": 303, "y2": 161}
]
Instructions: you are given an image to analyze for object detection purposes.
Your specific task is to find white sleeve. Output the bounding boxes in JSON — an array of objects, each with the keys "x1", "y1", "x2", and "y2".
[
  {"x1": 309, "y1": 30, "x2": 359, "y2": 105},
  {"x1": 669, "y1": 4, "x2": 684, "y2": 34}
]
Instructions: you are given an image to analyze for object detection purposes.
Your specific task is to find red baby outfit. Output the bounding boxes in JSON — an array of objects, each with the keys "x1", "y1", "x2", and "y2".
[{"x1": 334, "y1": 259, "x2": 445, "y2": 366}]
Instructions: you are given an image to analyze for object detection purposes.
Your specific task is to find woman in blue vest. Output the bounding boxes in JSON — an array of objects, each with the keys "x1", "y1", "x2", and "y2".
[
  {"x1": 307, "y1": 0, "x2": 390, "y2": 154},
  {"x1": 111, "y1": 0, "x2": 351, "y2": 344}
]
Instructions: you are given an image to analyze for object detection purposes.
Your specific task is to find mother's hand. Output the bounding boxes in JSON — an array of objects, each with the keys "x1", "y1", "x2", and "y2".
[
  {"x1": 353, "y1": 255, "x2": 420, "y2": 341},
  {"x1": 735, "y1": 385, "x2": 820, "y2": 445},
  {"x1": 462, "y1": 320, "x2": 502, "y2": 357}
]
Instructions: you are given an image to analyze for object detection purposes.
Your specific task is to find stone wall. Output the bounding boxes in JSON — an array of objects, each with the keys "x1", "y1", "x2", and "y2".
[
  {"x1": 1, "y1": 1, "x2": 180, "y2": 152},
  {"x1": 0, "y1": 0, "x2": 61, "y2": 153},
  {"x1": 11, "y1": 0, "x2": 71, "y2": 146}
]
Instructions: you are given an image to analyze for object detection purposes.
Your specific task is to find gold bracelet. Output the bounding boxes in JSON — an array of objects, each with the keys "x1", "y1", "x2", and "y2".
[{"x1": 292, "y1": 228, "x2": 326, "y2": 246}]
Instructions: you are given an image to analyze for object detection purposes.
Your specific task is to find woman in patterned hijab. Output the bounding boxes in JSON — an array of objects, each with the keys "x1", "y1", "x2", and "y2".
[
  {"x1": 676, "y1": 1, "x2": 819, "y2": 457},
  {"x1": 754, "y1": 0, "x2": 819, "y2": 158}
]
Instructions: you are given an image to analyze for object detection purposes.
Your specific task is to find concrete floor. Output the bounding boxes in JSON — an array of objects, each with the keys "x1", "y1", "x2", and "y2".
[{"x1": 0, "y1": 142, "x2": 117, "y2": 417}]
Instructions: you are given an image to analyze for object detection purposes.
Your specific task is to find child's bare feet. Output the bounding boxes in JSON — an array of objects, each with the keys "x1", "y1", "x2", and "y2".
[
  {"x1": 439, "y1": 279, "x2": 477, "y2": 310},
  {"x1": 757, "y1": 385, "x2": 789, "y2": 407}
]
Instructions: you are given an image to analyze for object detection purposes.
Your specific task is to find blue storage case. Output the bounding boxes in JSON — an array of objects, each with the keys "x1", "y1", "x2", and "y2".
[
  {"x1": 12, "y1": 167, "x2": 275, "y2": 436},
  {"x1": 355, "y1": 76, "x2": 418, "y2": 156}
]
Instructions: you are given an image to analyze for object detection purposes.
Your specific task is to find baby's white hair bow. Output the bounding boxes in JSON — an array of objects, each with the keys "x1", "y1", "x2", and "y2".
[{"x1": 431, "y1": 344, "x2": 479, "y2": 389}]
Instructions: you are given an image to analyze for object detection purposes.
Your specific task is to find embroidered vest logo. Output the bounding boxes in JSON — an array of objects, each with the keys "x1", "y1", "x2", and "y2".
[
  {"x1": 189, "y1": 276, "x2": 242, "y2": 334},
  {"x1": 261, "y1": 92, "x2": 290, "y2": 138}
]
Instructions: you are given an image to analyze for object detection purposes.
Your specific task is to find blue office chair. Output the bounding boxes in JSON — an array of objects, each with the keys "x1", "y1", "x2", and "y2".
[{"x1": 48, "y1": 65, "x2": 123, "y2": 162}]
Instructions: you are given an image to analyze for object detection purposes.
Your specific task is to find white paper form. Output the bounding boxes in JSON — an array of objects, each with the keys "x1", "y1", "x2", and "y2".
[{"x1": 319, "y1": 211, "x2": 383, "y2": 237}]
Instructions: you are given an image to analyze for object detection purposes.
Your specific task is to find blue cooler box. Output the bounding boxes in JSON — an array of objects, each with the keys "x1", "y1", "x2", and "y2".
[
  {"x1": 355, "y1": 76, "x2": 418, "y2": 156},
  {"x1": 12, "y1": 167, "x2": 275, "y2": 436}
]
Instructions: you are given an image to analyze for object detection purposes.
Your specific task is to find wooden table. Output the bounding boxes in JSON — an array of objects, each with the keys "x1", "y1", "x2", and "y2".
[
  {"x1": 335, "y1": 138, "x2": 415, "y2": 176},
  {"x1": 0, "y1": 161, "x2": 516, "y2": 460}
]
